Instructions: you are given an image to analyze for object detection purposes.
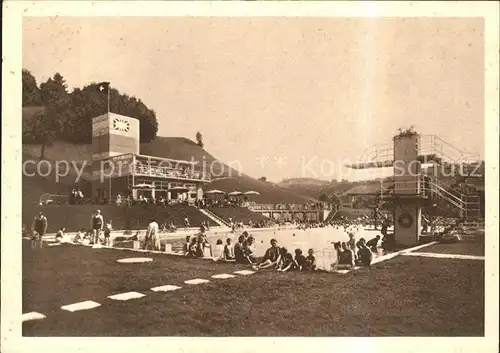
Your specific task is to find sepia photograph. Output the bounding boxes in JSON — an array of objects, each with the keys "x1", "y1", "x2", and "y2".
[{"x1": 2, "y1": 1, "x2": 499, "y2": 353}]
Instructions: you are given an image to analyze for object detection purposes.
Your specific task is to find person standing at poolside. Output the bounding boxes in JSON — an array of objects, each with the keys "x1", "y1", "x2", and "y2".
[
  {"x1": 31, "y1": 212, "x2": 48, "y2": 248},
  {"x1": 347, "y1": 233, "x2": 357, "y2": 256},
  {"x1": 184, "y1": 216, "x2": 191, "y2": 230},
  {"x1": 91, "y1": 210, "x2": 104, "y2": 245},
  {"x1": 144, "y1": 218, "x2": 160, "y2": 250},
  {"x1": 196, "y1": 225, "x2": 211, "y2": 257},
  {"x1": 381, "y1": 216, "x2": 390, "y2": 240},
  {"x1": 104, "y1": 220, "x2": 113, "y2": 247}
]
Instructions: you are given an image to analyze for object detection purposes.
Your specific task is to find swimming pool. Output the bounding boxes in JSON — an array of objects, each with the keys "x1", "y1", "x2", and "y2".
[{"x1": 162, "y1": 224, "x2": 392, "y2": 271}]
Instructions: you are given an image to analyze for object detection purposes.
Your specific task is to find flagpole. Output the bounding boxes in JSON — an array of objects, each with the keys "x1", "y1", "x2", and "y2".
[
  {"x1": 107, "y1": 83, "x2": 111, "y2": 114},
  {"x1": 106, "y1": 82, "x2": 111, "y2": 203}
]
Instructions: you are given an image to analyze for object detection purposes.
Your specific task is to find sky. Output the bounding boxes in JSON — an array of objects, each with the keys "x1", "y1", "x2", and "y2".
[{"x1": 23, "y1": 17, "x2": 484, "y2": 182}]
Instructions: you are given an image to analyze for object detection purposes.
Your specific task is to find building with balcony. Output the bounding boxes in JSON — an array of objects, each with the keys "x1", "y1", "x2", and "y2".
[{"x1": 90, "y1": 113, "x2": 211, "y2": 203}]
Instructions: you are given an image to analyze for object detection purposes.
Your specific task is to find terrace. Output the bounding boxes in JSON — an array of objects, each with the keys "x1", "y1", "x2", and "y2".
[{"x1": 92, "y1": 153, "x2": 211, "y2": 183}]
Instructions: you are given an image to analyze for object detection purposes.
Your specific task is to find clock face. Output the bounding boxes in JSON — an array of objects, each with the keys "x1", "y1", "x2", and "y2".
[{"x1": 112, "y1": 118, "x2": 130, "y2": 133}]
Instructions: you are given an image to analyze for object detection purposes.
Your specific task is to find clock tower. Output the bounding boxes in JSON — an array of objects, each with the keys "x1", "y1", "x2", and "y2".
[{"x1": 91, "y1": 112, "x2": 140, "y2": 160}]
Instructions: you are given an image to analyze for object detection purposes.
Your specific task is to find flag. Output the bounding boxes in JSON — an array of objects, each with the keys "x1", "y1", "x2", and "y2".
[{"x1": 97, "y1": 81, "x2": 110, "y2": 95}]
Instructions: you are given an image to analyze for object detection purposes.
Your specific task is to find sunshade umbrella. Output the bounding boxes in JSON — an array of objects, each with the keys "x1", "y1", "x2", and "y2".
[
  {"x1": 228, "y1": 191, "x2": 243, "y2": 196},
  {"x1": 243, "y1": 190, "x2": 260, "y2": 196},
  {"x1": 205, "y1": 189, "x2": 225, "y2": 194}
]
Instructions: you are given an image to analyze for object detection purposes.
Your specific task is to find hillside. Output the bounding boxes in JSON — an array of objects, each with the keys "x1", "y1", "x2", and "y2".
[
  {"x1": 22, "y1": 138, "x2": 312, "y2": 205},
  {"x1": 279, "y1": 178, "x2": 331, "y2": 187},
  {"x1": 279, "y1": 178, "x2": 386, "y2": 200}
]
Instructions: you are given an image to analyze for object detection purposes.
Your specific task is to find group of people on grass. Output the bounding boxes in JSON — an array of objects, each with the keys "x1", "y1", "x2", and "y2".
[
  {"x1": 202, "y1": 234, "x2": 318, "y2": 272},
  {"x1": 182, "y1": 226, "x2": 384, "y2": 272}
]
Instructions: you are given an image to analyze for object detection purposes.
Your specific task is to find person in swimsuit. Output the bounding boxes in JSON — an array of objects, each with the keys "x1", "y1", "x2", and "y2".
[
  {"x1": 104, "y1": 220, "x2": 113, "y2": 247},
  {"x1": 144, "y1": 219, "x2": 160, "y2": 250},
  {"x1": 252, "y1": 238, "x2": 281, "y2": 270},
  {"x1": 234, "y1": 235, "x2": 252, "y2": 264},
  {"x1": 276, "y1": 247, "x2": 295, "y2": 272},
  {"x1": 366, "y1": 235, "x2": 381, "y2": 252},
  {"x1": 91, "y1": 210, "x2": 104, "y2": 245},
  {"x1": 357, "y1": 242, "x2": 373, "y2": 267},
  {"x1": 223, "y1": 238, "x2": 235, "y2": 260},
  {"x1": 334, "y1": 242, "x2": 355, "y2": 270},
  {"x1": 304, "y1": 249, "x2": 316, "y2": 271},
  {"x1": 294, "y1": 249, "x2": 307, "y2": 271},
  {"x1": 31, "y1": 212, "x2": 48, "y2": 248},
  {"x1": 183, "y1": 236, "x2": 191, "y2": 256}
]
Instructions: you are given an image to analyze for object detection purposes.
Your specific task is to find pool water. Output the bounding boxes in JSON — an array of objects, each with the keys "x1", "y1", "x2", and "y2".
[{"x1": 162, "y1": 225, "x2": 391, "y2": 269}]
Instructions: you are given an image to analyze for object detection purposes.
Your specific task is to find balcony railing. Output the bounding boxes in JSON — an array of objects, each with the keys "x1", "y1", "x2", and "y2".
[
  {"x1": 133, "y1": 163, "x2": 211, "y2": 182},
  {"x1": 248, "y1": 203, "x2": 331, "y2": 211}
]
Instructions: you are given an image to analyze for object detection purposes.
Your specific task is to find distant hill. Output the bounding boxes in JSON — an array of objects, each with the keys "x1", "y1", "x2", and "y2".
[
  {"x1": 279, "y1": 178, "x2": 331, "y2": 187},
  {"x1": 278, "y1": 177, "x2": 385, "y2": 201},
  {"x1": 208, "y1": 176, "x2": 314, "y2": 204}
]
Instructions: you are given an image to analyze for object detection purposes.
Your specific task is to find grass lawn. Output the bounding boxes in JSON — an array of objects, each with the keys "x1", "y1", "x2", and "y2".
[
  {"x1": 23, "y1": 241, "x2": 484, "y2": 336},
  {"x1": 416, "y1": 242, "x2": 485, "y2": 256}
]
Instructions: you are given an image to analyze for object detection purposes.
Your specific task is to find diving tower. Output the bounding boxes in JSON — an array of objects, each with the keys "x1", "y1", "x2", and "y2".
[{"x1": 345, "y1": 133, "x2": 483, "y2": 246}]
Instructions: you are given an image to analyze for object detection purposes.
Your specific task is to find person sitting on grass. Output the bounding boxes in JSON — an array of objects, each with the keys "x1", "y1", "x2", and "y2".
[
  {"x1": 276, "y1": 247, "x2": 295, "y2": 272},
  {"x1": 234, "y1": 235, "x2": 253, "y2": 264},
  {"x1": 333, "y1": 242, "x2": 355, "y2": 270},
  {"x1": 356, "y1": 237, "x2": 366, "y2": 251},
  {"x1": 294, "y1": 248, "x2": 308, "y2": 271},
  {"x1": 82, "y1": 231, "x2": 91, "y2": 245},
  {"x1": 357, "y1": 241, "x2": 373, "y2": 267},
  {"x1": 55, "y1": 228, "x2": 66, "y2": 243},
  {"x1": 183, "y1": 236, "x2": 191, "y2": 256},
  {"x1": 252, "y1": 238, "x2": 281, "y2": 270},
  {"x1": 243, "y1": 236, "x2": 257, "y2": 263},
  {"x1": 224, "y1": 238, "x2": 235, "y2": 261},
  {"x1": 304, "y1": 248, "x2": 317, "y2": 271},
  {"x1": 366, "y1": 235, "x2": 381, "y2": 252},
  {"x1": 212, "y1": 239, "x2": 225, "y2": 261},
  {"x1": 187, "y1": 237, "x2": 198, "y2": 257},
  {"x1": 332, "y1": 241, "x2": 342, "y2": 257},
  {"x1": 73, "y1": 228, "x2": 86, "y2": 243}
]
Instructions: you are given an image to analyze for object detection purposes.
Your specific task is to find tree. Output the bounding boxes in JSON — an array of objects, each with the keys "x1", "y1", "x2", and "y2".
[
  {"x1": 68, "y1": 83, "x2": 158, "y2": 144},
  {"x1": 22, "y1": 111, "x2": 57, "y2": 159},
  {"x1": 196, "y1": 132, "x2": 204, "y2": 148},
  {"x1": 40, "y1": 73, "x2": 73, "y2": 140},
  {"x1": 318, "y1": 193, "x2": 327, "y2": 202},
  {"x1": 22, "y1": 70, "x2": 160, "y2": 145},
  {"x1": 22, "y1": 74, "x2": 72, "y2": 157},
  {"x1": 259, "y1": 176, "x2": 267, "y2": 182},
  {"x1": 22, "y1": 69, "x2": 42, "y2": 106}
]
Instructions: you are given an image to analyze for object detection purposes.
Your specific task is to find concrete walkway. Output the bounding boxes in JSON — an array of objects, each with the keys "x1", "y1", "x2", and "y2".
[{"x1": 401, "y1": 252, "x2": 485, "y2": 261}]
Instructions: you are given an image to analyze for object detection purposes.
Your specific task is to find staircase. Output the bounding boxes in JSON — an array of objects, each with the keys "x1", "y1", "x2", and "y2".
[
  {"x1": 347, "y1": 135, "x2": 484, "y2": 178},
  {"x1": 324, "y1": 209, "x2": 339, "y2": 223},
  {"x1": 198, "y1": 208, "x2": 231, "y2": 228},
  {"x1": 421, "y1": 174, "x2": 482, "y2": 219}
]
